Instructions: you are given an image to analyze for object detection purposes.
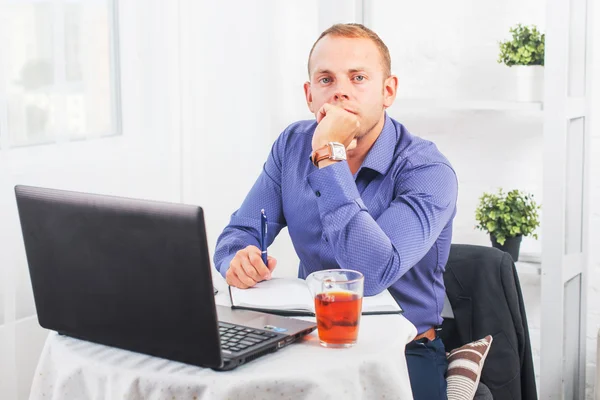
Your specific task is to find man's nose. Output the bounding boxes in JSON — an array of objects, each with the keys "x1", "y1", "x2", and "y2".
[
  {"x1": 332, "y1": 83, "x2": 350, "y2": 102},
  {"x1": 334, "y1": 92, "x2": 350, "y2": 101}
]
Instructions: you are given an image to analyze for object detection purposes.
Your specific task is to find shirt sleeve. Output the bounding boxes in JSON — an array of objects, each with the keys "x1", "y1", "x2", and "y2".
[
  {"x1": 306, "y1": 159, "x2": 457, "y2": 296},
  {"x1": 213, "y1": 135, "x2": 287, "y2": 277}
]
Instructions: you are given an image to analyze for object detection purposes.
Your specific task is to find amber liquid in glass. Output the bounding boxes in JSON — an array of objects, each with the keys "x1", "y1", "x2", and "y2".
[{"x1": 314, "y1": 291, "x2": 362, "y2": 345}]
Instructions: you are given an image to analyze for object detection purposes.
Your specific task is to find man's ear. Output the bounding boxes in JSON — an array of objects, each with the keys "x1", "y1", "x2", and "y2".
[
  {"x1": 383, "y1": 75, "x2": 398, "y2": 109},
  {"x1": 303, "y1": 81, "x2": 314, "y2": 114}
]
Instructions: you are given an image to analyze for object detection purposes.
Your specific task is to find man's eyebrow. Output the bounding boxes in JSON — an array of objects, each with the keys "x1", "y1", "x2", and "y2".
[{"x1": 313, "y1": 68, "x2": 367, "y2": 76}]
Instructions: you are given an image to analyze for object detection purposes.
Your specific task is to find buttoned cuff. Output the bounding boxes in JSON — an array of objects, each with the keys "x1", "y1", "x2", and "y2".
[{"x1": 307, "y1": 161, "x2": 367, "y2": 220}]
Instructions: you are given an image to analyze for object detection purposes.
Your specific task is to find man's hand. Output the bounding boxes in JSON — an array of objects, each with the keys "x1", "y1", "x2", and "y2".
[
  {"x1": 226, "y1": 245, "x2": 277, "y2": 289},
  {"x1": 312, "y1": 103, "x2": 360, "y2": 151}
]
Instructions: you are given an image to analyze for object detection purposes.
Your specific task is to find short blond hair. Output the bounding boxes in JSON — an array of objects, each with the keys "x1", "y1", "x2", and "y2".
[{"x1": 307, "y1": 23, "x2": 391, "y2": 78}]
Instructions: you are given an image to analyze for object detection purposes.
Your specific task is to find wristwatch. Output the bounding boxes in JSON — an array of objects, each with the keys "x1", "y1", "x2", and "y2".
[{"x1": 310, "y1": 142, "x2": 347, "y2": 167}]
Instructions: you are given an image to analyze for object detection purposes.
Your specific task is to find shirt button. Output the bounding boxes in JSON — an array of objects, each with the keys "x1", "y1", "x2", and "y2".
[{"x1": 315, "y1": 191, "x2": 321, "y2": 197}]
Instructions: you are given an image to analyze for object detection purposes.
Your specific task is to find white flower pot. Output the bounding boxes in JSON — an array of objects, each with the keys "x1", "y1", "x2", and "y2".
[{"x1": 513, "y1": 65, "x2": 544, "y2": 103}]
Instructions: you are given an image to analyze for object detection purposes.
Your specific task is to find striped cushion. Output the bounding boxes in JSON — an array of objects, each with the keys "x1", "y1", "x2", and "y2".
[{"x1": 446, "y1": 335, "x2": 493, "y2": 400}]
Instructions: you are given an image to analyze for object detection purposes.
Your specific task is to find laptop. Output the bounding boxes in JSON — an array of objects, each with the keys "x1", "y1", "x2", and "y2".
[{"x1": 14, "y1": 185, "x2": 316, "y2": 371}]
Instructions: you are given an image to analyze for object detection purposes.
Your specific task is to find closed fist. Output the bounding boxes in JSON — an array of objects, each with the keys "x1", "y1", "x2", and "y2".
[
  {"x1": 226, "y1": 245, "x2": 277, "y2": 289},
  {"x1": 312, "y1": 103, "x2": 360, "y2": 151}
]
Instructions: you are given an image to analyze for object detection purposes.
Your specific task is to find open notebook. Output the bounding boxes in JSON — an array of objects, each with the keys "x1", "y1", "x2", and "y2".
[{"x1": 228, "y1": 277, "x2": 403, "y2": 317}]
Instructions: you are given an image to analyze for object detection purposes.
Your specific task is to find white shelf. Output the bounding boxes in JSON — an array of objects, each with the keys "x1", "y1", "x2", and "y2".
[
  {"x1": 392, "y1": 99, "x2": 544, "y2": 112},
  {"x1": 516, "y1": 261, "x2": 542, "y2": 276},
  {"x1": 516, "y1": 252, "x2": 542, "y2": 275},
  {"x1": 518, "y1": 252, "x2": 542, "y2": 264}
]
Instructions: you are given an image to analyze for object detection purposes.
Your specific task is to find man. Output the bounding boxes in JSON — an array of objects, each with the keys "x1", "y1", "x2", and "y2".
[{"x1": 214, "y1": 23, "x2": 457, "y2": 400}]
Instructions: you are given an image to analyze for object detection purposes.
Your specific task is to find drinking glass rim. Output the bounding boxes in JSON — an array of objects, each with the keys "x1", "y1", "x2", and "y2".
[{"x1": 308, "y1": 269, "x2": 364, "y2": 284}]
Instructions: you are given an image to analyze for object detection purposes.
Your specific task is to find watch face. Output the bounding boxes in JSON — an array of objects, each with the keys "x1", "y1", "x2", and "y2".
[{"x1": 331, "y1": 144, "x2": 346, "y2": 160}]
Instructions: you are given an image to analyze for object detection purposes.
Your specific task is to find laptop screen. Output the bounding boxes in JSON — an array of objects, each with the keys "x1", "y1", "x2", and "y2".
[{"x1": 15, "y1": 185, "x2": 223, "y2": 368}]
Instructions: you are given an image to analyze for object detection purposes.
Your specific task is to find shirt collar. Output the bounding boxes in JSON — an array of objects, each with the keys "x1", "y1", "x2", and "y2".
[{"x1": 357, "y1": 113, "x2": 397, "y2": 176}]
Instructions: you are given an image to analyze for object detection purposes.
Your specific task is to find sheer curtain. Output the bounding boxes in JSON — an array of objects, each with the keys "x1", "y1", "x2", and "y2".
[
  {"x1": 0, "y1": 0, "x2": 182, "y2": 398},
  {"x1": 0, "y1": 2, "x2": 120, "y2": 398}
]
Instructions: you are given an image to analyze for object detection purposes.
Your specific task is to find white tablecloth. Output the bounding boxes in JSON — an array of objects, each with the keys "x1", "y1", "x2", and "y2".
[{"x1": 29, "y1": 276, "x2": 417, "y2": 400}]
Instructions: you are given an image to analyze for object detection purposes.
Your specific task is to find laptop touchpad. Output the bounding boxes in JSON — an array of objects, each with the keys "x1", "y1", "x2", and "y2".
[{"x1": 216, "y1": 305, "x2": 314, "y2": 335}]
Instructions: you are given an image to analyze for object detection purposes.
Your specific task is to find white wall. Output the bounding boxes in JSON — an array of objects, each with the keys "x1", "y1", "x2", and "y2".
[{"x1": 367, "y1": 0, "x2": 546, "y2": 102}]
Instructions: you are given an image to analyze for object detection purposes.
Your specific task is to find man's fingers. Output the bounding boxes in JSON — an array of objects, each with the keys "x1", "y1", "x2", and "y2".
[
  {"x1": 347, "y1": 138, "x2": 358, "y2": 150},
  {"x1": 228, "y1": 273, "x2": 247, "y2": 289},
  {"x1": 249, "y1": 252, "x2": 271, "y2": 280},
  {"x1": 240, "y1": 255, "x2": 262, "y2": 282},
  {"x1": 229, "y1": 246, "x2": 273, "y2": 287},
  {"x1": 243, "y1": 245, "x2": 271, "y2": 280},
  {"x1": 267, "y1": 256, "x2": 277, "y2": 272},
  {"x1": 235, "y1": 265, "x2": 257, "y2": 287},
  {"x1": 316, "y1": 103, "x2": 332, "y2": 123},
  {"x1": 229, "y1": 252, "x2": 257, "y2": 288},
  {"x1": 226, "y1": 268, "x2": 249, "y2": 289},
  {"x1": 245, "y1": 245, "x2": 262, "y2": 254},
  {"x1": 316, "y1": 109, "x2": 325, "y2": 123}
]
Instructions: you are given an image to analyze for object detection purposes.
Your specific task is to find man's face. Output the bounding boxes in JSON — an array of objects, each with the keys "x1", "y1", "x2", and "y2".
[{"x1": 304, "y1": 35, "x2": 394, "y2": 139}]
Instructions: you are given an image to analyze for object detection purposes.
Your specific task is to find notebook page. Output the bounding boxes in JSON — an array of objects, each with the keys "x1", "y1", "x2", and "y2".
[
  {"x1": 362, "y1": 290, "x2": 403, "y2": 313},
  {"x1": 230, "y1": 277, "x2": 314, "y2": 312}
]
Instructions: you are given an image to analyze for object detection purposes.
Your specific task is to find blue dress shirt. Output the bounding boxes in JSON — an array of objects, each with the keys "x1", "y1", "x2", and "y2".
[{"x1": 215, "y1": 114, "x2": 458, "y2": 334}]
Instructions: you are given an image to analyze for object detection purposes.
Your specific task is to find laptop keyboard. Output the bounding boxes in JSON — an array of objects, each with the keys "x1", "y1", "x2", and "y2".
[{"x1": 218, "y1": 322, "x2": 278, "y2": 353}]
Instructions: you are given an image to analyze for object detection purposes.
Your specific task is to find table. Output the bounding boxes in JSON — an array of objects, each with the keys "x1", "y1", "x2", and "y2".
[{"x1": 29, "y1": 276, "x2": 417, "y2": 399}]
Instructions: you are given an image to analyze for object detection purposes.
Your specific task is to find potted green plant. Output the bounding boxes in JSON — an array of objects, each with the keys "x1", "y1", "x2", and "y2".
[
  {"x1": 498, "y1": 24, "x2": 545, "y2": 102},
  {"x1": 475, "y1": 188, "x2": 541, "y2": 261}
]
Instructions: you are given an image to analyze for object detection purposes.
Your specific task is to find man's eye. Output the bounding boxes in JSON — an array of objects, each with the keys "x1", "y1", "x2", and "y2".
[
  {"x1": 354, "y1": 75, "x2": 365, "y2": 81},
  {"x1": 319, "y1": 77, "x2": 331, "y2": 84}
]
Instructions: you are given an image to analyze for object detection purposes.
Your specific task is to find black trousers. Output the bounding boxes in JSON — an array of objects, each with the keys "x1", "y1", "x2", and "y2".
[{"x1": 405, "y1": 336, "x2": 448, "y2": 400}]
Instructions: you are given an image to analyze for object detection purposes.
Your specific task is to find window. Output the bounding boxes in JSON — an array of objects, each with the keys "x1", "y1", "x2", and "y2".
[{"x1": 0, "y1": 0, "x2": 121, "y2": 148}]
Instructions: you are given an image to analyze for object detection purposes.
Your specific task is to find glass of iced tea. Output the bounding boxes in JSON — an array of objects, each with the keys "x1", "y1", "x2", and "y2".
[{"x1": 306, "y1": 269, "x2": 364, "y2": 348}]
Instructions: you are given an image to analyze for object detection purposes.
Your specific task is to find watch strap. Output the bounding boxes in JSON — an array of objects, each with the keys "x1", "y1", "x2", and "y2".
[{"x1": 310, "y1": 144, "x2": 332, "y2": 167}]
